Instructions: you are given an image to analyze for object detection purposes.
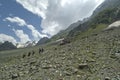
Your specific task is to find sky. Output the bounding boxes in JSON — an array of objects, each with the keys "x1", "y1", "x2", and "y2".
[{"x1": 0, "y1": 0, "x2": 104, "y2": 44}]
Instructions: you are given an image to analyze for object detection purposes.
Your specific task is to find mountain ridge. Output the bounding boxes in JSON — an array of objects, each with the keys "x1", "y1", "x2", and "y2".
[{"x1": 0, "y1": 41, "x2": 17, "y2": 51}]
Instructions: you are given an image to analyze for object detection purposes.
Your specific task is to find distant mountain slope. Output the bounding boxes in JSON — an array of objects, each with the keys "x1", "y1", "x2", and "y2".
[
  {"x1": 0, "y1": 41, "x2": 17, "y2": 51},
  {"x1": 16, "y1": 41, "x2": 36, "y2": 48},
  {"x1": 50, "y1": 0, "x2": 120, "y2": 41},
  {"x1": 67, "y1": 0, "x2": 120, "y2": 39},
  {"x1": 50, "y1": 21, "x2": 82, "y2": 41},
  {"x1": 36, "y1": 37, "x2": 49, "y2": 45},
  {"x1": 93, "y1": 0, "x2": 120, "y2": 17}
]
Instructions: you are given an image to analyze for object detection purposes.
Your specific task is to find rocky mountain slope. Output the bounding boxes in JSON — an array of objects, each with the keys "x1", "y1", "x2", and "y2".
[{"x1": 0, "y1": 26, "x2": 120, "y2": 80}]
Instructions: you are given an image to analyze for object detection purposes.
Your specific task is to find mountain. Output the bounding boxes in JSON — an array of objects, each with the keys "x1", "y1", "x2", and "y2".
[
  {"x1": 93, "y1": 0, "x2": 120, "y2": 16},
  {"x1": 47, "y1": 0, "x2": 120, "y2": 45},
  {"x1": 36, "y1": 37, "x2": 49, "y2": 45},
  {"x1": 51, "y1": 0, "x2": 120, "y2": 41},
  {"x1": 50, "y1": 20, "x2": 83, "y2": 41},
  {"x1": 0, "y1": 41, "x2": 17, "y2": 51},
  {"x1": 66, "y1": 0, "x2": 120, "y2": 40},
  {"x1": 16, "y1": 41, "x2": 36, "y2": 48},
  {"x1": 25, "y1": 41, "x2": 36, "y2": 47}
]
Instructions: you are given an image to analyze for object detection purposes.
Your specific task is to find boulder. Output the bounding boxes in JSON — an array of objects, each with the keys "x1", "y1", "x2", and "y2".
[
  {"x1": 105, "y1": 77, "x2": 110, "y2": 80},
  {"x1": 11, "y1": 73, "x2": 19, "y2": 79},
  {"x1": 78, "y1": 63, "x2": 88, "y2": 69}
]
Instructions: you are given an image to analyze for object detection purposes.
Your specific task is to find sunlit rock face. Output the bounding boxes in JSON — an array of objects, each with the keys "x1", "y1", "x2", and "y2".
[
  {"x1": 106, "y1": 20, "x2": 120, "y2": 30},
  {"x1": 16, "y1": 41, "x2": 36, "y2": 48}
]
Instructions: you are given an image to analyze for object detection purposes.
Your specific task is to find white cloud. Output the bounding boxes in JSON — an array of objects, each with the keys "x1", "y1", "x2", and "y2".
[
  {"x1": 0, "y1": 34, "x2": 17, "y2": 45},
  {"x1": 13, "y1": 29, "x2": 31, "y2": 43},
  {"x1": 16, "y1": 0, "x2": 104, "y2": 36},
  {"x1": 16, "y1": 0, "x2": 48, "y2": 19},
  {"x1": 4, "y1": 17, "x2": 48, "y2": 41},
  {"x1": 5, "y1": 17, "x2": 26, "y2": 26},
  {"x1": 27, "y1": 25, "x2": 48, "y2": 40},
  {"x1": 41, "y1": 21, "x2": 62, "y2": 36}
]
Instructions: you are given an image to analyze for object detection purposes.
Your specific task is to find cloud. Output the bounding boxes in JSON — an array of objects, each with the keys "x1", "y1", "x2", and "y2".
[
  {"x1": 4, "y1": 17, "x2": 47, "y2": 41},
  {"x1": 5, "y1": 17, "x2": 26, "y2": 26},
  {"x1": 27, "y1": 25, "x2": 48, "y2": 40},
  {"x1": 16, "y1": 0, "x2": 104, "y2": 36},
  {"x1": 0, "y1": 34, "x2": 17, "y2": 45},
  {"x1": 16, "y1": 0, "x2": 48, "y2": 19},
  {"x1": 13, "y1": 29, "x2": 31, "y2": 43}
]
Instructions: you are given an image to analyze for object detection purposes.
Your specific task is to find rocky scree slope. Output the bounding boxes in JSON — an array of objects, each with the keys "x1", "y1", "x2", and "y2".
[{"x1": 0, "y1": 27, "x2": 120, "y2": 80}]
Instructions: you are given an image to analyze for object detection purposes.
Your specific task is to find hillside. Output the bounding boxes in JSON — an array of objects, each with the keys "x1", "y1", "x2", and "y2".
[{"x1": 0, "y1": 26, "x2": 120, "y2": 80}]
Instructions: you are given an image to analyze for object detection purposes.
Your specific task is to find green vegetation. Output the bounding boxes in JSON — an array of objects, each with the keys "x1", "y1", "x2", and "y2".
[
  {"x1": 90, "y1": 8, "x2": 120, "y2": 27},
  {"x1": 74, "y1": 24, "x2": 108, "y2": 40}
]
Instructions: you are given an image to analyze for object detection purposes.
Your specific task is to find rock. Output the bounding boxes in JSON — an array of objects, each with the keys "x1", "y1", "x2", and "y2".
[
  {"x1": 77, "y1": 75, "x2": 81, "y2": 78},
  {"x1": 105, "y1": 77, "x2": 110, "y2": 80},
  {"x1": 78, "y1": 63, "x2": 88, "y2": 69},
  {"x1": 86, "y1": 58, "x2": 95, "y2": 62},
  {"x1": 111, "y1": 50, "x2": 120, "y2": 59},
  {"x1": 24, "y1": 71, "x2": 29, "y2": 74},
  {"x1": 115, "y1": 52, "x2": 120, "y2": 57},
  {"x1": 30, "y1": 61, "x2": 36, "y2": 65},
  {"x1": 11, "y1": 73, "x2": 18, "y2": 79},
  {"x1": 31, "y1": 66, "x2": 36, "y2": 70},
  {"x1": 73, "y1": 69, "x2": 78, "y2": 74},
  {"x1": 19, "y1": 72, "x2": 24, "y2": 76},
  {"x1": 42, "y1": 65, "x2": 52, "y2": 69},
  {"x1": 64, "y1": 71, "x2": 71, "y2": 76},
  {"x1": 54, "y1": 48, "x2": 57, "y2": 50}
]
